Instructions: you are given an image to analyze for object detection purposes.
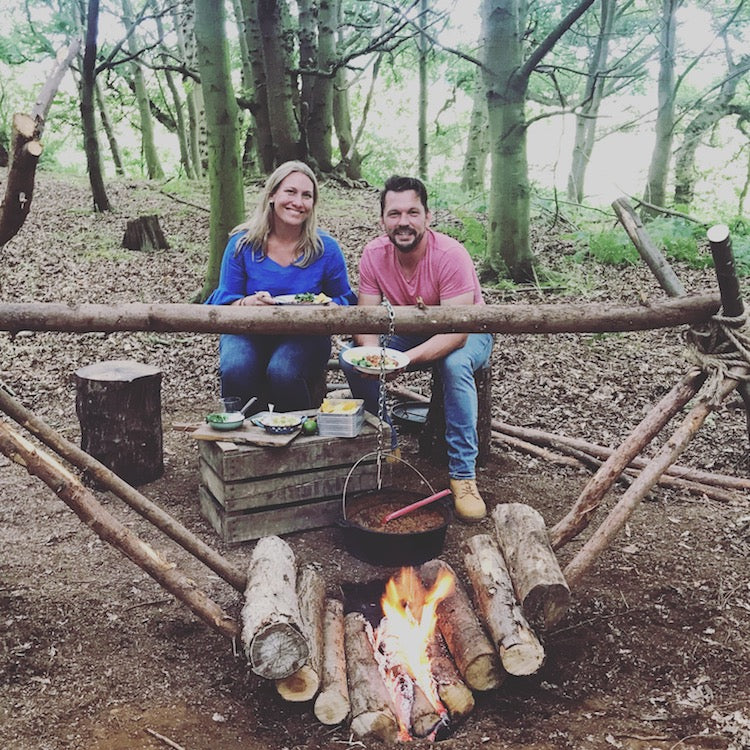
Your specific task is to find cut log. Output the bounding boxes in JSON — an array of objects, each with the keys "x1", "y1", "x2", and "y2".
[
  {"x1": 492, "y1": 503, "x2": 570, "y2": 629},
  {"x1": 344, "y1": 612, "x2": 398, "y2": 744},
  {"x1": 241, "y1": 536, "x2": 309, "y2": 679},
  {"x1": 0, "y1": 294, "x2": 721, "y2": 337},
  {"x1": 313, "y1": 598, "x2": 350, "y2": 725},
  {"x1": 410, "y1": 682, "x2": 443, "y2": 739},
  {"x1": 464, "y1": 535, "x2": 545, "y2": 676},
  {"x1": 426, "y1": 631, "x2": 474, "y2": 722},
  {"x1": 74, "y1": 359, "x2": 163, "y2": 486},
  {"x1": 275, "y1": 566, "x2": 325, "y2": 701},
  {"x1": 122, "y1": 214, "x2": 169, "y2": 251},
  {"x1": 419, "y1": 559, "x2": 503, "y2": 691}
]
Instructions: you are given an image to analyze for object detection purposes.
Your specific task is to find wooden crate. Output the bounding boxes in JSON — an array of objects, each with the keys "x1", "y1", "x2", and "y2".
[{"x1": 198, "y1": 419, "x2": 391, "y2": 543}]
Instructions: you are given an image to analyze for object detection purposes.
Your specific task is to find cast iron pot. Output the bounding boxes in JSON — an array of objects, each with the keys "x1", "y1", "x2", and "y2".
[{"x1": 339, "y1": 487, "x2": 451, "y2": 567}]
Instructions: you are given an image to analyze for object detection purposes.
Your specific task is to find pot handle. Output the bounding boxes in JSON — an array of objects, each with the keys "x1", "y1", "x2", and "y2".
[{"x1": 341, "y1": 451, "x2": 435, "y2": 521}]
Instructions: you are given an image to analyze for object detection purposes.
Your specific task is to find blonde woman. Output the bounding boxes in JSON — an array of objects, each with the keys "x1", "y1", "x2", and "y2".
[{"x1": 206, "y1": 161, "x2": 355, "y2": 411}]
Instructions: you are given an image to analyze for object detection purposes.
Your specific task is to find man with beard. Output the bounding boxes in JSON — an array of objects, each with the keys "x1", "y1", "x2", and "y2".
[{"x1": 340, "y1": 175, "x2": 493, "y2": 523}]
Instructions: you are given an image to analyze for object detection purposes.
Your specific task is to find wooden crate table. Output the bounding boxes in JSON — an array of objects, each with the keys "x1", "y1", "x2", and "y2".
[{"x1": 197, "y1": 415, "x2": 390, "y2": 544}]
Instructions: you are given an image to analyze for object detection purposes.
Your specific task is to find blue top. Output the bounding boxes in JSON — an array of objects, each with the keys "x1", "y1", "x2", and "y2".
[{"x1": 205, "y1": 230, "x2": 357, "y2": 306}]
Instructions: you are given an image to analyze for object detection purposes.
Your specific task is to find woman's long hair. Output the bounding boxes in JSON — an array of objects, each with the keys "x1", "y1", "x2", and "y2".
[{"x1": 232, "y1": 161, "x2": 323, "y2": 267}]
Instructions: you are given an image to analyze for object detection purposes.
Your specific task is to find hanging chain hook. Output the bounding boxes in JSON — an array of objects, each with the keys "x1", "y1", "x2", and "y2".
[{"x1": 375, "y1": 298, "x2": 396, "y2": 487}]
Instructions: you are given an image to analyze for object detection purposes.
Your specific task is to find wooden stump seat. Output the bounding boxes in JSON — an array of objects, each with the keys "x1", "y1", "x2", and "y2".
[
  {"x1": 74, "y1": 359, "x2": 163, "y2": 486},
  {"x1": 417, "y1": 360, "x2": 493, "y2": 467}
]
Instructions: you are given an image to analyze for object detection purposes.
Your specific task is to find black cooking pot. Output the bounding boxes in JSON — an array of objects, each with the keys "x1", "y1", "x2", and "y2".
[{"x1": 339, "y1": 488, "x2": 451, "y2": 567}]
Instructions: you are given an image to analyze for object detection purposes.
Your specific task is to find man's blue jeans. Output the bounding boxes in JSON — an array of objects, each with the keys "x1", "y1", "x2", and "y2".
[
  {"x1": 339, "y1": 333, "x2": 493, "y2": 479},
  {"x1": 219, "y1": 333, "x2": 331, "y2": 411}
]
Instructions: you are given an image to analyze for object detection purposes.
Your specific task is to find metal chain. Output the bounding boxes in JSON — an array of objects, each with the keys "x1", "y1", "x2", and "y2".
[{"x1": 375, "y1": 298, "x2": 396, "y2": 486}]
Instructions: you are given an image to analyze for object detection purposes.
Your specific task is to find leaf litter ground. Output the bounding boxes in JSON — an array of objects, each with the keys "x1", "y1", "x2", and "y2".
[{"x1": 0, "y1": 172, "x2": 749, "y2": 750}]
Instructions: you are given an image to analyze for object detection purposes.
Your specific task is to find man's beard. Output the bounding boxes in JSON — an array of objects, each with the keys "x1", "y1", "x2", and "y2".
[{"x1": 390, "y1": 227, "x2": 423, "y2": 253}]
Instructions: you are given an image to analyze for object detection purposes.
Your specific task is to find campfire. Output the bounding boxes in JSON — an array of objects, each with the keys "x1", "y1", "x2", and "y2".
[
  {"x1": 240, "y1": 505, "x2": 570, "y2": 743},
  {"x1": 367, "y1": 566, "x2": 455, "y2": 740}
]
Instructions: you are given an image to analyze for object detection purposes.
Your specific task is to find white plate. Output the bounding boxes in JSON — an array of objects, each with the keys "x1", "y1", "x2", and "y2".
[
  {"x1": 273, "y1": 293, "x2": 331, "y2": 305},
  {"x1": 342, "y1": 346, "x2": 410, "y2": 375}
]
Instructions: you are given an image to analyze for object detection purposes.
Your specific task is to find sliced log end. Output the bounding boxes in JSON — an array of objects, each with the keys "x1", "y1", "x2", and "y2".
[
  {"x1": 314, "y1": 690, "x2": 351, "y2": 725},
  {"x1": 438, "y1": 682, "x2": 475, "y2": 722},
  {"x1": 464, "y1": 654, "x2": 504, "y2": 692},
  {"x1": 13, "y1": 112, "x2": 35, "y2": 137},
  {"x1": 500, "y1": 642, "x2": 546, "y2": 676},
  {"x1": 350, "y1": 711, "x2": 399, "y2": 744},
  {"x1": 275, "y1": 664, "x2": 320, "y2": 702},
  {"x1": 525, "y1": 585, "x2": 571, "y2": 629},
  {"x1": 249, "y1": 622, "x2": 309, "y2": 679}
]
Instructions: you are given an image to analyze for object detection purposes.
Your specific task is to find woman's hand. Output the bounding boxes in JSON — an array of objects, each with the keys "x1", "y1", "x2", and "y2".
[{"x1": 233, "y1": 291, "x2": 275, "y2": 306}]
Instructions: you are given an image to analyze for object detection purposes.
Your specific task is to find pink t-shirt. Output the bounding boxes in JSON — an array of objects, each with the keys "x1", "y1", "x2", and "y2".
[{"x1": 359, "y1": 229, "x2": 484, "y2": 306}]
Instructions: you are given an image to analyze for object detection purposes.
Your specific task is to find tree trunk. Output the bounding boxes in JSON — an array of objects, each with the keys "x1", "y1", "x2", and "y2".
[
  {"x1": 194, "y1": 0, "x2": 246, "y2": 299},
  {"x1": 239, "y1": 0, "x2": 274, "y2": 172},
  {"x1": 154, "y1": 0, "x2": 195, "y2": 179},
  {"x1": 257, "y1": 0, "x2": 302, "y2": 164},
  {"x1": 481, "y1": 0, "x2": 531, "y2": 281},
  {"x1": 306, "y1": 0, "x2": 336, "y2": 171},
  {"x1": 566, "y1": 0, "x2": 616, "y2": 203},
  {"x1": 122, "y1": 0, "x2": 164, "y2": 179},
  {"x1": 241, "y1": 535, "x2": 309, "y2": 679},
  {"x1": 417, "y1": 0, "x2": 429, "y2": 180},
  {"x1": 332, "y1": 0, "x2": 362, "y2": 180},
  {"x1": 673, "y1": 53, "x2": 750, "y2": 206},
  {"x1": 643, "y1": 0, "x2": 680, "y2": 214},
  {"x1": 81, "y1": 0, "x2": 111, "y2": 212},
  {"x1": 460, "y1": 68, "x2": 488, "y2": 193},
  {"x1": 94, "y1": 79, "x2": 124, "y2": 176},
  {"x1": 0, "y1": 114, "x2": 43, "y2": 246},
  {"x1": 464, "y1": 534, "x2": 545, "y2": 676}
]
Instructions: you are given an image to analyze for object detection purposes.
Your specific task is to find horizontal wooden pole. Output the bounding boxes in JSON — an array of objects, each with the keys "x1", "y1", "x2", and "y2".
[{"x1": 0, "y1": 293, "x2": 721, "y2": 336}]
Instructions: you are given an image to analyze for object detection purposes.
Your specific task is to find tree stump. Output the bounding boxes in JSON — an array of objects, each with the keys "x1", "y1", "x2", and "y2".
[
  {"x1": 74, "y1": 360, "x2": 163, "y2": 486},
  {"x1": 418, "y1": 361, "x2": 493, "y2": 467},
  {"x1": 122, "y1": 214, "x2": 169, "y2": 252}
]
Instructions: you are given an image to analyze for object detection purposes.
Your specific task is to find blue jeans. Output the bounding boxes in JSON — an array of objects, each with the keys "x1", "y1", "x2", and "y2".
[
  {"x1": 339, "y1": 333, "x2": 493, "y2": 479},
  {"x1": 219, "y1": 333, "x2": 331, "y2": 411}
]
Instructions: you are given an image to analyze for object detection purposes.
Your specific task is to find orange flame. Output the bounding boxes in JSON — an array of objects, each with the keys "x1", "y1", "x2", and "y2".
[{"x1": 374, "y1": 566, "x2": 455, "y2": 740}]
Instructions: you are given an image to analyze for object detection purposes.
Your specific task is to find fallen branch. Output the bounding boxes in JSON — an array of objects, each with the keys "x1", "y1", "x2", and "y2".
[
  {"x1": 564, "y1": 372, "x2": 742, "y2": 588},
  {"x1": 0, "y1": 419, "x2": 238, "y2": 640},
  {"x1": 0, "y1": 294, "x2": 721, "y2": 336},
  {"x1": 0, "y1": 384, "x2": 246, "y2": 592}
]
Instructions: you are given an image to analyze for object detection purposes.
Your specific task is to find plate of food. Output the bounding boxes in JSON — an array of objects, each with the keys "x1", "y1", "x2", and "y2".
[
  {"x1": 273, "y1": 292, "x2": 332, "y2": 305},
  {"x1": 342, "y1": 346, "x2": 410, "y2": 375},
  {"x1": 257, "y1": 413, "x2": 304, "y2": 434}
]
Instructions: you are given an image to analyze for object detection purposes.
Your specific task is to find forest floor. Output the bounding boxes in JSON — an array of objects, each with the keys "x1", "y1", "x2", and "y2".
[{"x1": 1, "y1": 171, "x2": 749, "y2": 750}]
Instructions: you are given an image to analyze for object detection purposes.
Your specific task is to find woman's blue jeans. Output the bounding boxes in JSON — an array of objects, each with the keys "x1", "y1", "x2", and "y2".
[
  {"x1": 219, "y1": 333, "x2": 331, "y2": 411},
  {"x1": 339, "y1": 333, "x2": 493, "y2": 479}
]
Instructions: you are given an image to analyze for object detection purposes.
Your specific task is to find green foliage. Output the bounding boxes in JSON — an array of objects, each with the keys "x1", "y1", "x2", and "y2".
[
  {"x1": 570, "y1": 227, "x2": 640, "y2": 266},
  {"x1": 432, "y1": 212, "x2": 487, "y2": 261}
]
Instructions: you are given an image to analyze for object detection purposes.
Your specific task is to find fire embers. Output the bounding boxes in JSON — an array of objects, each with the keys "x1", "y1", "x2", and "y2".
[{"x1": 369, "y1": 567, "x2": 455, "y2": 741}]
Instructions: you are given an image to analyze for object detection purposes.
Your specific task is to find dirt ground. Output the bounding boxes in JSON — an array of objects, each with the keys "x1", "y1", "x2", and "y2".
[{"x1": 1, "y1": 172, "x2": 749, "y2": 750}]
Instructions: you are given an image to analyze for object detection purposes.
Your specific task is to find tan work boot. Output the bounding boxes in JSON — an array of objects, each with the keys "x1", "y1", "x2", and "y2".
[{"x1": 450, "y1": 478, "x2": 486, "y2": 523}]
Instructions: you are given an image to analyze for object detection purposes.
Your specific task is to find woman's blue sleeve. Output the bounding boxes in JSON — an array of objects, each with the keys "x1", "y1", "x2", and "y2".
[
  {"x1": 322, "y1": 234, "x2": 357, "y2": 306},
  {"x1": 204, "y1": 234, "x2": 247, "y2": 306}
]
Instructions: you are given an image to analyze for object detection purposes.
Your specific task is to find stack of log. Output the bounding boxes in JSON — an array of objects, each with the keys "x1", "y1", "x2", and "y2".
[{"x1": 240, "y1": 504, "x2": 569, "y2": 743}]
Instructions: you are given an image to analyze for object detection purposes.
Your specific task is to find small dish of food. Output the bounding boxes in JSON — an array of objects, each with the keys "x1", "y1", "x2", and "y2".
[
  {"x1": 259, "y1": 413, "x2": 304, "y2": 434},
  {"x1": 205, "y1": 412, "x2": 245, "y2": 431},
  {"x1": 273, "y1": 292, "x2": 332, "y2": 305},
  {"x1": 342, "y1": 346, "x2": 410, "y2": 375}
]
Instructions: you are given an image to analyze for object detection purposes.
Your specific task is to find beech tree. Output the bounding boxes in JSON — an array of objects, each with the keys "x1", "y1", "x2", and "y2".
[
  {"x1": 481, "y1": 0, "x2": 597, "y2": 282},
  {"x1": 193, "y1": 0, "x2": 244, "y2": 298}
]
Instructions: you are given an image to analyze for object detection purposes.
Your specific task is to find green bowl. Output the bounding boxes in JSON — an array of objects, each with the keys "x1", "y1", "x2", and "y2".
[{"x1": 205, "y1": 412, "x2": 245, "y2": 431}]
